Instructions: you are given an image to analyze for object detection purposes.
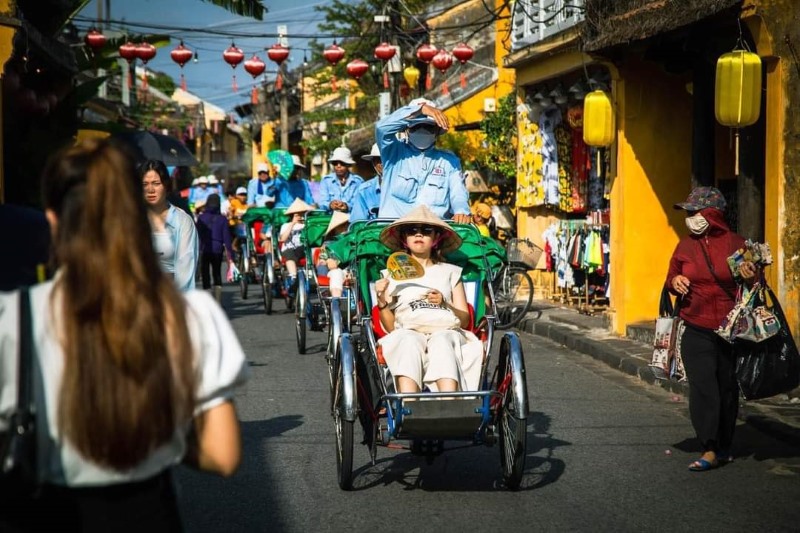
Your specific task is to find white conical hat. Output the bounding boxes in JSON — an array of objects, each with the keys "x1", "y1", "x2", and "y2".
[
  {"x1": 284, "y1": 197, "x2": 315, "y2": 215},
  {"x1": 324, "y1": 211, "x2": 350, "y2": 237}
]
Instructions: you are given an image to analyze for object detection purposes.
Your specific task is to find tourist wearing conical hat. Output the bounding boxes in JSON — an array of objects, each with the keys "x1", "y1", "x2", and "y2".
[
  {"x1": 279, "y1": 198, "x2": 315, "y2": 295},
  {"x1": 315, "y1": 211, "x2": 350, "y2": 297},
  {"x1": 374, "y1": 205, "x2": 483, "y2": 393}
]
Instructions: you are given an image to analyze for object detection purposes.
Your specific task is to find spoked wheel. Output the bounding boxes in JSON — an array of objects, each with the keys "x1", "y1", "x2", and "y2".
[
  {"x1": 295, "y1": 271, "x2": 307, "y2": 354},
  {"x1": 494, "y1": 267, "x2": 533, "y2": 330},
  {"x1": 238, "y1": 251, "x2": 249, "y2": 300},
  {"x1": 334, "y1": 334, "x2": 356, "y2": 490},
  {"x1": 494, "y1": 333, "x2": 528, "y2": 490},
  {"x1": 263, "y1": 255, "x2": 274, "y2": 315},
  {"x1": 327, "y1": 299, "x2": 344, "y2": 405}
]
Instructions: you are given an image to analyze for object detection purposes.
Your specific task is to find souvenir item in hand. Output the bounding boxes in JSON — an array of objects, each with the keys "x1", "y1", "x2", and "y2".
[{"x1": 386, "y1": 251, "x2": 425, "y2": 280}]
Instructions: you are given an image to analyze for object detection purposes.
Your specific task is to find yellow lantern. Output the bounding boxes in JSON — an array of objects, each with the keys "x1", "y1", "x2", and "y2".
[
  {"x1": 582, "y1": 90, "x2": 615, "y2": 147},
  {"x1": 715, "y1": 50, "x2": 762, "y2": 127},
  {"x1": 403, "y1": 65, "x2": 420, "y2": 88}
]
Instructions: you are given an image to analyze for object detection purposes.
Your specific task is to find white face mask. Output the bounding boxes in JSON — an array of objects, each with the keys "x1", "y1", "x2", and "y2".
[{"x1": 685, "y1": 212, "x2": 709, "y2": 235}]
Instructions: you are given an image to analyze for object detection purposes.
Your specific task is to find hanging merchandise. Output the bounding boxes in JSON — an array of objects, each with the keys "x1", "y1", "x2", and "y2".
[
  {"x1": 323, "y1": 42, "x2": 345, "y2": 90},
  {"x1": 118, "y1": 40, "x2": 138, "y2": 88},
  {"x1": 451, "y1": 42, "x2": 473, "y2": 89},
  {"x1": 539, "y1": 105, "x2": 562, "y2": 207},
  {"x1": 567, "y1": 105, "x2": 589, "y2": 214},
  {"x1": 431, "y1": 48, "x2": 454, "y2": 96},
  {"x1": 244, "y1": 54, "x2": 266, "y2": 104},
  {"x1": 346, "y1": 59, "x2": 369, "y2": 81},
  {"x1": 416, "y1": 44, "x2": 437, "y2": 90},
  {"x1": 267, "y1": 43, "x2": 290, "y2": 90},
  {"x1": 516, "y1": 103, "x2": 544, "y2": 207},
  {"x1": 374, "y1": 42, "x2": 396, "y2": 89},
  {"x1": 135, "y1": 42, "x2": 156, "y2": 90},
  {"x1": 555, "y1": 123, "x2": 573, "y2": 213},
  {"x1": 170, "y1": 41, "x2": 193, "y2": 91},
  {"x1": 223, "y1": 43, "x2": 245, "y2": 92}
]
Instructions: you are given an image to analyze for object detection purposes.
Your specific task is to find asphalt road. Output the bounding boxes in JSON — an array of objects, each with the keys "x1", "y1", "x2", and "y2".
[{"x1": 175, "y1": 285, "x2": 800, "y2": 532}]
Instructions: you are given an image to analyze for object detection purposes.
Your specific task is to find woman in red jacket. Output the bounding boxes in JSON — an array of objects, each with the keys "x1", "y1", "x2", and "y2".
[{"x1": 666, "y1": 186, "x2": 756, "y2": 471}]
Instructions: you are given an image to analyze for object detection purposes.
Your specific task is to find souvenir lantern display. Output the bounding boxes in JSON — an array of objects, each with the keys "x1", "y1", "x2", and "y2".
[
  {"x1": 170, "y1": 41, "x2": 193, "y2": 91},
  {"x1": 135, "y1": 42, "x2": 156, "y2": 89},
  {"x1": 267, "y1": 43, "x2": 290, "y2": 90},
  {"x1": 323, "y1": 42, "x2": 346, "y2": 90},
  {"x1": 346, "y1": 59, "x2": 369, "y2": 81},
  {"x1": 244, "y1": 54, "x2": 266, "y2": 104},
  {"x1": 416, "y1": 43, "x2": 437, "y2": 90},
  {"x1": 118, "y1": 40, "x2": 138, "y2": 88},
  {"x1": 403, "y1": 64, "x2": 420, "y2": 95},
  {"x1": 451, "y1": 42, "x2": 473, "y2": 89},
  {"x1": 582, "y1": 89, "x2": 614, "y2": 147},
  {"x1": 431, "y1": 48, "x2": 454, "y2": 96},
  {"x1": 715, "y1": 48, "x2": 762, "y2": 175},
  {"x1": 374, "y1": 42, "x2": 396, "y2": 89},
  {"x1": 222, "y1": 43, "x2": 245, "y2": 92}
]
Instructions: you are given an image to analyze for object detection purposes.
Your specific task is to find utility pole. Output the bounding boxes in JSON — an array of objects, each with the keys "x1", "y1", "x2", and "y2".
[{"x1": 97, "y1": 0, "x2": 106, "y2": 98}]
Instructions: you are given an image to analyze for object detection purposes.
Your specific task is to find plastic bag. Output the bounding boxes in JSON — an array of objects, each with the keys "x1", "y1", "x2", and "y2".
[{"x1": 227, "y1": 264, "x2": 240, "y2": 283}]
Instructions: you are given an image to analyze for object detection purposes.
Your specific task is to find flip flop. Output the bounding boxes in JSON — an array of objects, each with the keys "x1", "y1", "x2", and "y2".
[{"x1": 688, "y1": 458, "x2": 719, "y2": 471}]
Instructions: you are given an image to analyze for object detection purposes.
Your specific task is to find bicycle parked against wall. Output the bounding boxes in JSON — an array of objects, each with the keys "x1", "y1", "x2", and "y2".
[{"x1": 492, "y1": 237, "x2": 540, "y2": 329}]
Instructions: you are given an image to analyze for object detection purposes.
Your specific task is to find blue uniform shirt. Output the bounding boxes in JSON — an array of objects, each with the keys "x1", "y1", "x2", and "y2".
[
  {"x1": 375, "y1": 102, "x2": 470, "y2": 219},
  {"x1": 318, "y1": 172, "x2": 363, "y2": 212},
  {"x1": 278, "y1": 178, "x2": 315, "y2": 207},
  {"x1": 349, "y1": 177, "x2": 381, "y2": 222},
  {"x1": 188, "y1": 186, "x2": 215, "y2": 207},
  {"x1": 246, "y1": 176, "x2": 284, "y2": 207}
]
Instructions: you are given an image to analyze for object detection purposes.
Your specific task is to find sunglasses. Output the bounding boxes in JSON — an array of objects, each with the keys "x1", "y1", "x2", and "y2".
[{"x1": 402, "y1": 225, "x2": 437, "y2": 237}]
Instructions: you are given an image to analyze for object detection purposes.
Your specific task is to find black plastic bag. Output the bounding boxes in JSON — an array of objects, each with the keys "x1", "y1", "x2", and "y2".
[{"x1": 734, "y1": 286, "x2": 800, "y2": 400}]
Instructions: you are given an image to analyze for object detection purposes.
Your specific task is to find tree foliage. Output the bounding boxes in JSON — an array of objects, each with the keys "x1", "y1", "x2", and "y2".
[{"x1": 478, "y1": 92, "x2": 517, "y2": 181}]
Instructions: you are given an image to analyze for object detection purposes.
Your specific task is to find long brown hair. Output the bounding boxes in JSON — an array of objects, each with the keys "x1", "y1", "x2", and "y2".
[{"x1": 42, "y1": 139, "x2": 196, "y2": 470}]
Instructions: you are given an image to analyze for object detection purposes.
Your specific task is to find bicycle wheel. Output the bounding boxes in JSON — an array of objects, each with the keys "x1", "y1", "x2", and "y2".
[
  {"x1": 494, "y1": 267, "x2": 533, "y2": 330},
  {"x1": 494, "y1": 333, "x2": 528, "y2": 490},
  {"x1": 263, "y1": 255, "x2": 273, "y2": 315},
  {"x1": 238, "y1": 251, "x2": 248, "y2": 300}
]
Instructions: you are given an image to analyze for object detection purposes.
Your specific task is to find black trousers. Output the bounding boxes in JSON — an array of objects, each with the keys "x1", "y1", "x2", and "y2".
[
  {"x1": 681, "y1": 323, "x2": 739, "y2": 452},
  {"x1": 200, "y1": 252, "x2": 223, "y2": 289}
]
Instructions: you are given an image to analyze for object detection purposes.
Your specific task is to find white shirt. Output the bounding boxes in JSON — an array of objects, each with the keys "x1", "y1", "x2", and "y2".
[{"x1": 0, "y1": 281, "x2": 249, "y2": 486}]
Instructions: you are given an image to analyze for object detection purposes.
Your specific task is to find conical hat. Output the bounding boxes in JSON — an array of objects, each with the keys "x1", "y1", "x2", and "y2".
[
  {"x1": 325, "y1": 211, "x2": 350, "y2": 237},
  {"x1": 379, "y1": 205, "x2": 461, "y2": 254},
  {"x1": 284, "y1": 197, "x2": 314, "y2": 215}
]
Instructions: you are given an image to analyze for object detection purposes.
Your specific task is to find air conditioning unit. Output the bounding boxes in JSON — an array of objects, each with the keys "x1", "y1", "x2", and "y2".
[{"x1": 484, "y1": 98, "x2": 497, "y2": 113}]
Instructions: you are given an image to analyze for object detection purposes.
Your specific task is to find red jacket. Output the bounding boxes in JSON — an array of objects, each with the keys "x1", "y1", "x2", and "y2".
[{"x1": 665, "y1": 208, "x2": 744, "y2": 330}]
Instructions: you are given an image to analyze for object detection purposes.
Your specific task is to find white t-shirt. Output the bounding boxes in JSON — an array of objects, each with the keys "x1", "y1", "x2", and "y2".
[
  {"x1": 383, "y1": 262, "x2": 463, "y2": 333},
  {"x1": 0, "y1": 281, "x2": 249, "y2": 487},
  {"x1": 279, "y1": 221, "x2": 304, "y2": 251}
]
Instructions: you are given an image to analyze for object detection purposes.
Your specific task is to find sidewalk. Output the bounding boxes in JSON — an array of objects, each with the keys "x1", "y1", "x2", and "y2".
[{"x1": 519, "y1": 301, "x2": 800, "y2": 449}]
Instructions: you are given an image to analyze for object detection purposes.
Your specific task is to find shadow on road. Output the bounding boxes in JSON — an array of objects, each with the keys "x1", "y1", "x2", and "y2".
[{"x1": 672, "y1": 419, "x2": 800, "y2": 464}]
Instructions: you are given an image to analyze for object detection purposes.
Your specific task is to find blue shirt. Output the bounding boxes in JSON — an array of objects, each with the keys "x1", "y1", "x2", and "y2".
[
  {"x1": 246, "y1": 176, "x2": 283, "y2": 207},
  {"x1": 349, "y1": 177, "x2": 381, "y2": 222},
  {"x1": 318, "y1": 172, "x2": 363, "y2": 212},
  {"x1": 157, "y1": 204, "x2": 198, "y2": 292},
  {"x1": 277, "y1": 178, "x2": 315, "y2": 207},
  {"x1": 188, "y1": 186, "x2": 215, "y2": 208},
  {"x1": 375, "y1": 102, "x2": 470, "y2": 219}
]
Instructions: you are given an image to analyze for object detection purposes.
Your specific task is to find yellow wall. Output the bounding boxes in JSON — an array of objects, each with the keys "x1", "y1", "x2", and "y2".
[{"x1": 0, "y1": 0, "x2": 16, "y2": 203}]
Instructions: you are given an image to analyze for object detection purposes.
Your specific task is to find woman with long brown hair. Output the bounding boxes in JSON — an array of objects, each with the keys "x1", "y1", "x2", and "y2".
[{"x1": 0, "y1": 139, "x2": 248, "y2": 531}]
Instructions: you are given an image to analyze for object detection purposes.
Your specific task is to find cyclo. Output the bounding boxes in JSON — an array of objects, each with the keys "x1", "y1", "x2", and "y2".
[
  {"x1": 328, "y1": 218, "x2": 528, "y2": 490},
  {"x1": 237, "y1": 207, "x2": 272, "y2": 310},
  {"x1": 261, "y1": 206, "x2": 296, "y2": 314}
]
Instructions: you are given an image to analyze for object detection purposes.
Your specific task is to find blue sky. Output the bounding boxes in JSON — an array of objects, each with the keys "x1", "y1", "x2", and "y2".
[{"x1": 77, "y1": 0, "x2": 333, "y2": 111}]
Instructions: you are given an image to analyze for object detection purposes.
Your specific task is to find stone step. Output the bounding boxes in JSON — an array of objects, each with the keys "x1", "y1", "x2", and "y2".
[{"x1": 627, "y1": 320, "x2": 655, "y2": 346}]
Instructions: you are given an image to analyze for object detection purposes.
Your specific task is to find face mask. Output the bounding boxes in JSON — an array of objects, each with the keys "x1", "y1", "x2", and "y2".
[
  {"x1": 407, "y1": 127, "x2": 437, "y2": 151},
  {"x1": 685, "y1": 212, "x2": 709, "y2": 235}
]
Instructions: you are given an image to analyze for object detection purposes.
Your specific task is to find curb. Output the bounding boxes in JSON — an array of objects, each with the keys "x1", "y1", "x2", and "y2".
[{"x1": 518, "y1": 315, "x2": 800, "y2": 450}]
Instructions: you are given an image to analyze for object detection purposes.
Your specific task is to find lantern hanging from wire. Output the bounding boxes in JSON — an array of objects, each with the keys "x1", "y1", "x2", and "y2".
[
  {"x1": 451, "y1": 42, "x2": 473, "y2": 89},
  {"x1": 374, "y1": 42, "x2": 396, "y2": 89},
  {"x1": 244, "y1": 54, "x2": 266, "y2": 104},
  {"x1": 84, "y1": 28, "x2": 106, "y2": 54},
  {"x1": 223, "y1": 43, "x2": 245, "y2": 92},
  {"x1": 267, "y1": 43, "x2": 290, "y2": 90},
  {"x1": 416, "y1": 44, "x2": 437, "y2": 90},
  {"x1": 346, "y1": 59, "x2": 369, "y2": 81},
  {"x1": 431, "y1": 48, "x2": 454, "y2": 96},
  {"x1": 118, "y1": 40, "x2": 138, "y2": 88},
  {"x1": 323, "y1": 42, "x2": 345, "y2": 90},
  {"x1": 135, "y1": 42, "x2": 156, "y2": 89},
  {"x1": 170, "y1": 41, "x2": 193, "y2": 91},
  {"x1": 403, "y1": 64, "x2": 420, "y2": 94}
]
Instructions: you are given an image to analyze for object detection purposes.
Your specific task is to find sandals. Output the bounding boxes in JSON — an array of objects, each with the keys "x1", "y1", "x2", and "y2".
[{"x1": 688, "y1": 458, "x2": 719, "y2": 471}]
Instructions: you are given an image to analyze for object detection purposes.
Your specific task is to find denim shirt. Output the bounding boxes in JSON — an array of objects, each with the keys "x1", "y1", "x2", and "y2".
[
  {"x1": 318, "y1": 172, "x2": 363, "y2": 212},
  {"x1": 349, "y1": 177, "x2": 381, "y2": 222},
  {"x1": 375, "y1": 102, "x2": 470, "y2": 219},
  {"x1": 163, "y1": 204, "x2": 198, "y2": 292}
]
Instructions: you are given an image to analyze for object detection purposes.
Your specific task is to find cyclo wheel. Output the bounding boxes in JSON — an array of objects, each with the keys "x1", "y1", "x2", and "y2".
[
  {"x1": 334, "y1": 333, "x2": 356, "y2": 490},
  {"x1": 295, "y1": 270, "x2": 307, "y2": 354},
  {"x1": 263, "y1": 254, "x2": 273, "y2": 315},
  {"x1": 494, "y1": 266, "x2": 533, "y2": 330},
  {"x1": 238, "y1": 249, "x2": 249, "y2": 300},
  {"x1": 327, "y1": 298, "x2": 344, "y2": 407},
  {"x1": 494, "y1": 332, "x2": 528, "y2": 490}
]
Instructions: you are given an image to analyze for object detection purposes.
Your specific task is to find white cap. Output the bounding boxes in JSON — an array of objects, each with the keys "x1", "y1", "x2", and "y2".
[
  {"x1": 235, "y1": 186, "x2": 247, "y2": 195},
  {"x1": 362, "y1": 143, "x2": 381, "y2": 161},
  {"x1": 291, "y1": 154, "x2": 306, "y2": 169},
  {"x1": 191, "y1": 178, "x2": 199, "y2": 186},
  {"x1": 257, "y1": 162, "x2": 269, "y2": 174},
  {"x1": 208, "y1": 174, "x2": 219, "y2": 184},
  {"x1": 327, "y1": 146, "x2": 355, "y2": 165},
  {"x1": 197, "y1": 176, "x2": 209, "y2": 184}
]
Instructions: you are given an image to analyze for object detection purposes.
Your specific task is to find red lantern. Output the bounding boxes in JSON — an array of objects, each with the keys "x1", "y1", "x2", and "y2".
[
  {"x1": 119, "y1": 41, "x2": 138, "y2": 88},
  {"x1": 374, "y1": 42, "x2": 396, "y2": 89},
  {"x1": 170, "y1": 41, "x2": 193, "y2": 91},
  {"x1": 135, "y1": 42, "x2": 156, "y2": 89},
  {"x1": 244, "y1": 55, "x2": 266, "y2": 104},
  {"x1": 451, "y1": 42, "x2": 473, "y2": 88},
  {"x1": 431, "y1": 49, "x2": 454, "y2": 96},
  {"x1": 267, "y1": 43, "x2": 290, "y2": 91},
  {"x1": 223, "y1": 43, "x2": 245, "y2": 92},
  {"x1": 416, "y1": 44, "x2": 437, "y2": 90},
  {"x1": 323, "y1": 43, "x2": 345, "y2": 90},
  {"x1": 346, "y1": 59, "x2": 369, "y2": 80},
  {"x1": 84, "y1": 28, "x2": 106, "y2": 53}
]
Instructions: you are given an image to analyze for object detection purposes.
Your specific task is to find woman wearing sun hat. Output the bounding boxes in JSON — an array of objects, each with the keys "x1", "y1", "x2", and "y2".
[
  {"x1": 278, "y1": 198, "x2": 315, "y2": 294},
  {"x1": 316, "y1": 211, "x2": 350, "y2": 297},
  {"x1": 666, "y1": 186, "x2": 756, "y2": 471},
  {"x1": 374, "y1": 205, "x2": 483, "y2": 393}
]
